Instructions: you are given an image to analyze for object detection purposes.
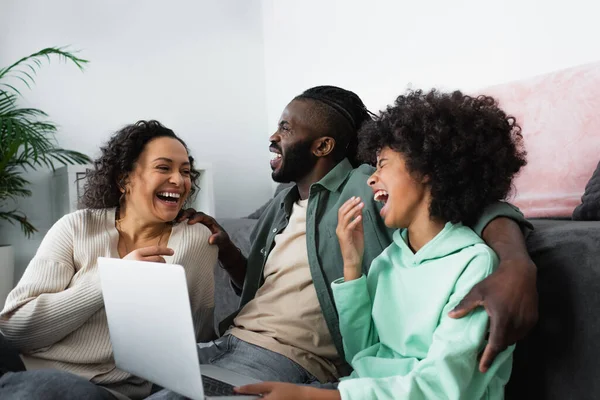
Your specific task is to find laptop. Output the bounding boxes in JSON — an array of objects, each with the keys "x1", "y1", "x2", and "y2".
[{"x1": 98, "y1": 257, "x2": 261, "y2": 400}]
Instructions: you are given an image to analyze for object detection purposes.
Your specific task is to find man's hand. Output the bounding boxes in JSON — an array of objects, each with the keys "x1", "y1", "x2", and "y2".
[
  {"x1": 235, "y1": 382, "x2": 341, "y2": 400},
  {"x1": 449, "y1": 257, "x2": 538, "y2": 373},
  {"x1": 177, "y1": 208, "x2": 230, "y2": 248},
  {"x1": 336, "y1": 197, "x2": 365, "y2": 281},
  {"x1": 178, "y1": 208, "x2": 247, "y2": 287},
  {"x1": 123, "y1": 246, "x2": 174, "y2": 263}
]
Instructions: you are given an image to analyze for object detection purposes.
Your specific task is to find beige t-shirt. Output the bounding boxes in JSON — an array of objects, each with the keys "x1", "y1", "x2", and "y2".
[{"x1": 230, "y1": 199, "x2": 340, "y2": 382}]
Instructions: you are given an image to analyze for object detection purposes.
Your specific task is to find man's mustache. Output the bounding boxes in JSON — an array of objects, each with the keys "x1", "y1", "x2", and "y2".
[{"x1": 269, "y1": 143, "x2": 282, "y2": 153}]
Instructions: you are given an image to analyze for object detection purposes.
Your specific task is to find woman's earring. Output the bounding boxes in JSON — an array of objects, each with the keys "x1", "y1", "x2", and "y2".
[{"x1": 118, "y1": 185, "x2": 126, "y2": 206}]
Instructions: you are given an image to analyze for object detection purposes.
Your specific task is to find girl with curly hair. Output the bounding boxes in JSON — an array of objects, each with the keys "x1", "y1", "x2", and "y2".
[
  {"x1": 236, "y1": 90, "x2": 527, "y2": 400},
  {"x1": 0, "y1": 120, "x2": 217, "y2": 400}
]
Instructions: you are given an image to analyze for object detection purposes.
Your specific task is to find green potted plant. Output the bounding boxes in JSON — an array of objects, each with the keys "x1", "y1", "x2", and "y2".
[{"x1": 0, "y1": 47, "x2": 92, "y2": 306}]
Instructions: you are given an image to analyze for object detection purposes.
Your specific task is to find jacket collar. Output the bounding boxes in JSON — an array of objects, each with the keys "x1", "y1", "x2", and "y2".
[{"x1": 279, "y1": 158, "x2": 355, "y2": 216}]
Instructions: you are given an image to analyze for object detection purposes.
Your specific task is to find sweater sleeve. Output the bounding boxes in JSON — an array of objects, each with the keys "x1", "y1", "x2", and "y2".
[
  {"x1": 332, "y1": 275, "x2": 379, "y2": 364},
  {"x1": 0, "y1": 214, "x2": 104, "y2": 351},
  {"x1": 338, "y1": 248, "x2": 514, "y2": 400},
  {"x1": 184, "y1": 224, "x2": 219, "y2": 342}
]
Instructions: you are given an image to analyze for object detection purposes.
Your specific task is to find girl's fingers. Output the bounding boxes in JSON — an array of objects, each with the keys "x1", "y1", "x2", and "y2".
[
  {"x1": 339, "y1": 197, "x2": 362, "y2": 216},
  {"x1": 347, "y1": 215, "x2": 362, "y2": 230},
  {"x1": 343, "y1": 202, "x2": 364, "y2": 225}
]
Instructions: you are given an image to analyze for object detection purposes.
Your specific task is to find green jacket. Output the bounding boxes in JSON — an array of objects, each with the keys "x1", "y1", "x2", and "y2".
[{"x1": 219, "y1": 158, "x2": 529, "y2": 368}]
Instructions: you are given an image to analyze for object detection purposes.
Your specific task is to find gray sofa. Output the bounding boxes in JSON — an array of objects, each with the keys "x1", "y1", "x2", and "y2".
[
  {"x1": 506, "y1": 219, "x2": 600, "y2": 400},
  {"x1": 214, "y1": 194, "x2": 600, "y2": 400}
]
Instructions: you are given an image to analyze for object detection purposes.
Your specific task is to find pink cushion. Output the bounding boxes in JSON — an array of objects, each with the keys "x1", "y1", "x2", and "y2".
[{"x1": 480, "y1": 62, "x2": 600, "y2": 218}]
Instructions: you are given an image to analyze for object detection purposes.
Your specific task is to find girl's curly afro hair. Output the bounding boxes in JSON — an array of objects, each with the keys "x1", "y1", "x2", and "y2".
[{"x1": 358, "y1": 89, "x2": 527, "y2": 227}]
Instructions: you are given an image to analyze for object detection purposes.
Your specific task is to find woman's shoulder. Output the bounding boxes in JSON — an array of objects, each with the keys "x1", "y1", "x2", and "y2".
[
  {"x1": 172, "y1": 222, "x2": 215, "y2": 254},
  {"x1": 175, "y1": 221, "x2": 212, "y2": 241},
  {"x1": 51, "y1": 208, "x2": 114, "y2": 231},
  {"x1": 171, "y1": 222, "x2": 218, "y2": 267}
]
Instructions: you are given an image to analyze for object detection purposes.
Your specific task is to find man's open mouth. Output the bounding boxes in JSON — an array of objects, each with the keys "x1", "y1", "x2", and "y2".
[{"x1": 270, "y1": 150, "x2": 282, "y2": 169}]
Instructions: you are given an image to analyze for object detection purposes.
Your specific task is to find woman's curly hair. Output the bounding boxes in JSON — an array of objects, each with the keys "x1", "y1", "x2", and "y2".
[
  {"x1": 80, "y1": 120, "x2": 200, "y2": 209},
  {"x1": 358, "y1": 89, "x2": 527, "y2": 227}
]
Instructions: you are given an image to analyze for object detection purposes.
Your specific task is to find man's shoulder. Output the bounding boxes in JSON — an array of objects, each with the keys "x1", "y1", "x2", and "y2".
[
  {"x1": 340, "y1": 164, "x2": 376, "y2": 197},
  {"x1": 347, "y1": 163, "x2": 375, "y2": 182},
  {"x1": 354, "y1": 163, "x2": 376, "y2": 176}
]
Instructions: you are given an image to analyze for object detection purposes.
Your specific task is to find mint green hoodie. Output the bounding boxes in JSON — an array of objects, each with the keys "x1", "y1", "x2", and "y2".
[{"x1": 331, "y1": 222, "x2": 514, "y2": 400}]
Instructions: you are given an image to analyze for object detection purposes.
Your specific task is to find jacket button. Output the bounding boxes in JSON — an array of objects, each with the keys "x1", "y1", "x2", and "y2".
[{"x1": 272, "y1": 228, "x2": 277, "y2": 233}]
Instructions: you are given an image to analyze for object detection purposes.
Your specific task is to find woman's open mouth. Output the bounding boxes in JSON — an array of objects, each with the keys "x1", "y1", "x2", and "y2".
[{"x1": 156, "y1": 191, "x2": 181, "y2": 207}]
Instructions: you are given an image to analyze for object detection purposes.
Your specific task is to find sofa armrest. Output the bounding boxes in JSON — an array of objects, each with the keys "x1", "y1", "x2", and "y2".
[{"x1": 507, "y1": 219, "x2": 600, "y2": 399}]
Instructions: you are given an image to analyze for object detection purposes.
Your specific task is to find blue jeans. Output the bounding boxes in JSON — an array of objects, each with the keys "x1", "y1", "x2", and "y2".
[
  {"x1": 0, "y1": 332, "x2": 116, "y2": 400},
  {"x1": 147, "y1": 334, "x2": 318, "y2": 399},
  {"x1": 0, "y1": 369, "x2": 117, "y2": 400}
]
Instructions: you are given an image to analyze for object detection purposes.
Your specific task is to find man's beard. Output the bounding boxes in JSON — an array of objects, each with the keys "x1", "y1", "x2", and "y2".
[{"x1": 271, "y1": 139, "x2": 318, "y2": 183}]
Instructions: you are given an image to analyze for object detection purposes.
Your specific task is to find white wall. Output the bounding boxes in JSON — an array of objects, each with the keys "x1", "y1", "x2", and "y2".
[
  {"x1": 0, "y1": 0, "x2": 272, "y2": 280},
  {"x1": 3, "y1": 0, "x2": 600, "y2": 281},
  {"x1": 261, "y1": 0, "x2": 600, "y2": 131}
]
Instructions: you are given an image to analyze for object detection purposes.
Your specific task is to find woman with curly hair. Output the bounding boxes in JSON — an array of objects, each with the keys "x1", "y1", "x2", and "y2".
[
  {"x1": 236, "y1": 90, "x2": 527, "y2": 399},
  {"x1": 0, "y1": 120, "x2": 217, "y2": 399}
]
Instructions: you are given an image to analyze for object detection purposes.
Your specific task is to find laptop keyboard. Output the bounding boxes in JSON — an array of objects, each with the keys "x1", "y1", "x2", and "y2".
[{"x1": 201, "y1": 375, "x2": 244, "y2": 397}]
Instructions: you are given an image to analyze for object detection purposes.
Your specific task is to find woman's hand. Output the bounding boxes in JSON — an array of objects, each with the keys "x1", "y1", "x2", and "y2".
[
  {"x1": 336, "y1": 197, "x2": 365, "y2": 281},
  {"x1": 235, "y1": 382, "x2": 341, "y2": 400},
  {"x1": 123, "y1": 246, "x2": 174, "y2": 263}
]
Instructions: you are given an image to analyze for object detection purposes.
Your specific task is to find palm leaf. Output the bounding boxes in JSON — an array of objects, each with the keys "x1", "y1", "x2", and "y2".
[
  {"x1": 0, "y1": 210, "x2": 37, "y2": 237},
  {"x1": 0, "y1": 83, "x2": 22, "y2": 96},
  {"x1": 0, "y1": 46, "x2": 91, "y2": 237},
  {"x1": 0, "y1": 47, "x2": 88, "y2": 90},
  {"x1": 0, "y1": 169, "x2": 31, "y2": 202},
  {"x1": 16, "y1": 69, "x2": 36, "y2": 85},
  {"x1": 0, "y1": 92, "x2": 16, "y2": 114}
]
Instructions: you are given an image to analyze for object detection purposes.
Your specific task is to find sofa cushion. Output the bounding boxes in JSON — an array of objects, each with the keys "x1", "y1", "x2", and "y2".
[
  {"x1": 212, "y1": 218, "x2": 259, "y2": 331},
  {"x1": 246, "y1": 201, "x2": 271, "y2": 220},
  {"x1": 573, "y1": 160, "x2": 600, "y2": 221},
  {"x1": 507, "y1": 219, "x2": 600, "y2": 400},
  {"x1": 480, "y1": 61, "x2": 600, "y2": 218}
]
